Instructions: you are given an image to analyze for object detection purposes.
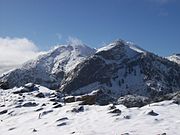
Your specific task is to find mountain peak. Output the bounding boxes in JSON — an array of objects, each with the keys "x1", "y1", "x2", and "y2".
[
  {"x1": 173, "y1": 53, "x2": 180, "y2": 56},
  {"x1": 97, "y1": 39, "x2": 147, "y2": 58},
  {"x1": 0, "y1": 42, "x2": 96, "y2": 89},
  {"x1": 167, "y1": 53, "x2": 180, "y2": 64}
]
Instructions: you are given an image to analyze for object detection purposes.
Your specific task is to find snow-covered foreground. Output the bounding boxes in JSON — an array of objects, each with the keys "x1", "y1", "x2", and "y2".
[{"x1": 0, "y1": 86, "x2": 180, "y2": 135}]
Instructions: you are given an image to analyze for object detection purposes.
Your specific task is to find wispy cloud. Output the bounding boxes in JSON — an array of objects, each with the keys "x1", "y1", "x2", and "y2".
[
  {"x1": 67, "y1": 36, "x2": 84, "y2": 45},
  {"x1": 147, "y1": 0, "x2": 174, "y2": 4},
  {"x1": 158, "y1": 9, "x2": 169, "y2": 16},
  {"x1": 0, "y1": 37, "x2": 40, "y2": 75},
  {"x1": 56, "y1": 33, "x2": 62, "y2": 41},
  {"x1": 146, "y1": 0, "x2": 176, "y2": 16}
]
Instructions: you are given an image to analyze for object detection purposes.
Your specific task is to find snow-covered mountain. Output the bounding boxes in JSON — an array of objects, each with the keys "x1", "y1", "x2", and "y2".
[
  {"x1": 167, "y1": 54, "x2": 180, "y2": 65},
  {"x1": 0, "y1": 39, "x2": 180, "y2": 135},
  {"x1": 61, "y1": 40, "x2": 180, "y2": 99},
  {"x1": 1, "y1": 39, "x2": 180, "y2": 102},
  {"x1": 0, "y1": 43, "x2": 96, "y2": 89}
]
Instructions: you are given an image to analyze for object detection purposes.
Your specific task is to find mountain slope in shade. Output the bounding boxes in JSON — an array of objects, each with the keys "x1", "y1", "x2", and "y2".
[
  {"x1": 61, "y1": 40, "x2": 180, "y2": 99},
  {"x1": 0, "y1": 43, "x2": 96, "y2": 89},
  {"x1": 167, "y1": 54, "x2": 180, "y2": 65}
]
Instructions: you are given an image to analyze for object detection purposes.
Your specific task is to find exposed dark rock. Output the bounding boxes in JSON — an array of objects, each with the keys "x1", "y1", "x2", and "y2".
[
  {"x1": 124, "y1": 115, "x2": 131, "y2": 119},
  {"x1": 32, "y1": 129, "x2": 37, "y2": 132},
  {"x1": 109, "y1": 109, "x2": 121, "y2": 114},
  {"x1": 57, "y1": 122, "x2": 67, "y2": 127},
  {"x1": 64, "y1": 96, "x2": 75, "y2": 103},
  {"x1": 147, "y1": 110, "x2": 159, "y2": 116},
  {"x1": 49, "y1": 98, "x2": 60, "y2": 102},
  {"x1": 0, "y1": 105, "x2": 5, "y2": 107},
  {"x1": 15, "y1": 104, "x2": 22, "y2": 108},
  {"x1": 41, "y1": 103, "x2": 46, "y2": 106},
  {"x1": 0, "y1": 109, "x2": 8, "y2": 115},
  {"x1": 8, "y1": 127, "x2": 16, "y2": 131},
  {"x1": 172, "y1": 93, "x2": 180, "y2": 105},
  {"x1": 160, "y1": 133, "x2": 167, "y2": 135},
  {"x1": 77, "y1": 93, "x2": 97, "y2": 105},
  {"x1": 108, "y1": 104, "x2": 116, "y2": 110},
  {"x1": 13, "y1": 84, "x2": 38, "y2": 94},
  {"x1": 53, "y1": 102, "x2": 59, "y2": 105},
  {"x1": 76, "y1": 89, "x2": 114, "y2": 105},
  {"x1": 35, "y1": 108, "x2": 44, "y2": 112},
  {"x1": 41, "y1": 110, "x2": 53, "y2": 116},
  {"x1": 71, "y1": 106, "x2": 84, "y2": 113},
  {"x1": 8, "y1": 110, "x2": 15, "y2": 115},
  {"x1": 17, "y1": 99, "x2": 24, "y2": 103},
  {"x1": 53, "y1": 104, "x2": 62, "y2": 108},
  {"x1": 56, "y1": 117, "x2": 68, "y2": 122},
  {"x1": 22, "y1": 102, "x2": 38, "y2": 107},
  {"x1": 121, "y1": 133, "x2": 130, "y2": 135},
  {"x1": 117, "y1": 95, "x2": 150, "y2": 108},
  {"x1": 24, "y1": 83, "x2": 35, "y2": 90},
  {"x1": 35, "y1": 92, "x2": 45, "y2": 98},
  {"x1": 95, "y1": 90, "x2": 115, "y2": 105}
]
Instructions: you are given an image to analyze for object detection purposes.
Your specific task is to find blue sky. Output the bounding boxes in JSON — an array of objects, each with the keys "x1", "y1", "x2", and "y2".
[{"x1": 0, "y1": 0, "x2": 180, "y2": 56}]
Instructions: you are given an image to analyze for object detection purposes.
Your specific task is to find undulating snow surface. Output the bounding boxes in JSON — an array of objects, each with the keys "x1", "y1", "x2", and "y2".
[{"x1": 0, "y1": 86, "x2": 180, "y2": 135}]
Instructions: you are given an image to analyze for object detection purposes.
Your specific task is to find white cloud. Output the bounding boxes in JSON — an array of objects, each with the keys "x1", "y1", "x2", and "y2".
[
  {"x1": 67, "y1": 36, "x2": 84, "y2": 46},
  {"x1": 0, "y1": 37, "x2": 40, "y2": 75}
]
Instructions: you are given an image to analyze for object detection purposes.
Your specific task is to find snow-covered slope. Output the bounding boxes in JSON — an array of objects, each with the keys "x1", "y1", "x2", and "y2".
[
  {"x1": 167, "y1": 54, "x2": 180, "y2": 65},
  {"x1": 0, "y1": 86, "x2": 180, "y2": 135},
  {"x1": 61, "y1": 40, "x2": 180, "y2": 99},
  {"x1": 0, "y1": 43, "x2": 96, "y2": 89}
]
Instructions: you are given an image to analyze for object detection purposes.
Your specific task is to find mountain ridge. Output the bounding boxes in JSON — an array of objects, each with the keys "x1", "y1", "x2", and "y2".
[
  {"x1": 60, "y1": 40, "x2": 180, "y2": 99},
  {"x1": 0, "y1": 39, "x2": 179, "y2": 102}
]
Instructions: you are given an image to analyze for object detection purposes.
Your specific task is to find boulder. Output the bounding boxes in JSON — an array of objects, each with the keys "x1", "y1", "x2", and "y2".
[
  {"x1": 35, "y1": 108, "x2": 44, "y2": 112},
  {"x1": 0, "y1": 109, "x2": 8, "y2": 115},
  {"x1": 172, "y1": 93, "x2": 180, "y2": 105},
  {"x1": 24, "y1": 83, "x2": 35, "y2": 90},
  {"x1": 109, "y1": 109, "x2": 121, "y2": 114},
  {"x1": 117, "y1": 95, "x2": 150, "y2": 108},
  {"x1": 71, "y1": 106, "x2": 84, "y2": 113},
  {"x1": 64, "y1": 96, "x2": 75, "y2": 103},
  {"x1": 53, "y1": 104, "x2": 62, "y2": 108},
  {"x1": 56, "y1": 117, "x2": 68, "y2": 122},
  {"x1": 35, "y1": 92, "x2": 45, "y2": 98},
  {"x1": 147, "y1": 110, "x2": 159, "y2": 116},
  {"x1": 57, "y1": 122, "x2": 67, "y2": 127},
  {"x1": 77, "y1": 89, "x2": 114, "y2": 105},
  {"x1": 13, "y1": 83, "x2": 38, "y2": 94},
  {"x1": 22, "y1": 102, "x2": 38, "y2": 107},
  {"x1": 108, "y1": 104, "x2": 116, "y2": 110},
  {"x1": 41, "y1": 110, "x2": 53, "y2": 116},
  {"x1": 77, "y1": 94, "x2": 97, "y2": 105}
]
